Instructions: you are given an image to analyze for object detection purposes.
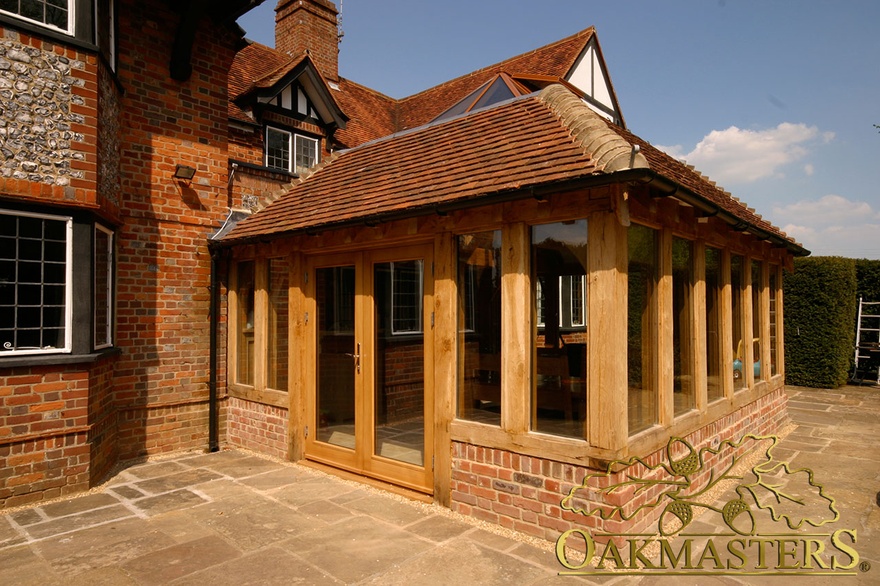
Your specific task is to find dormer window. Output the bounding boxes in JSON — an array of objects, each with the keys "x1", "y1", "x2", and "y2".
[
  {"x1": 1, "y1": 0, "x2": 73, "y2": 35},
  {"x1": 265, "y1": 126, "x2": 319, "y2": 174}
]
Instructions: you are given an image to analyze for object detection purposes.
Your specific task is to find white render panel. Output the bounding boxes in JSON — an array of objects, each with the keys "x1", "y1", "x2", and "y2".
[
  {"x1": 298, "y1": 87, "x2": 308, "y2": 115},
  {"x1": 592, "y1": 49, "x2": 613, "y2": 105},
  {"x1": 281, "y1": 85, "x2": 292, "y2": 110},
  {"x1": 566, "y1": 43, "x2": 615, "y2": 116}
]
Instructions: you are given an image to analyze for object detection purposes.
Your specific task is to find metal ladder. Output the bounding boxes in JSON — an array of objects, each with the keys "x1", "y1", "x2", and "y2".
[{"x1": 852, "y1": 297, "x2": 880, "y2": 385}]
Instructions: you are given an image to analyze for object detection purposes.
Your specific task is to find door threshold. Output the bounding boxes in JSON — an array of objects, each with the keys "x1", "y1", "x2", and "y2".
[{"x1": 299, "y1": 459, "x2": 434, "y2": 504}]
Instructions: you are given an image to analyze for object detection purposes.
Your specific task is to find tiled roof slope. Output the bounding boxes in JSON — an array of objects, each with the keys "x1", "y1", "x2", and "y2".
[
  {"x1": 396, "y1": 28, "x2": 597, "y2": 132},
  {"x1": 333, "y1": 79, "x2": 399, "y2": 148},
  {"x1": 612, "y1": 124, "x2": 801, "y2": 249},
  {"x1": 222, "y1": 85, "x2": 803, "y2": 255},
  {"x1": 229, "y1": 28, "x2": 598, "y2": 146},
  {"x1": 229, "y1": 42, "x2": 302, "y2": 122},
  {"x1": 223, "y1": 87, "x2": 603, "y2": 241}
]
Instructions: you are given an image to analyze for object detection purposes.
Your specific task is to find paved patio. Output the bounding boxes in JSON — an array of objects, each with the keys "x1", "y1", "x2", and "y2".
[{"x1": 0, "y1": 385, "x2": 877, "y2": 585}]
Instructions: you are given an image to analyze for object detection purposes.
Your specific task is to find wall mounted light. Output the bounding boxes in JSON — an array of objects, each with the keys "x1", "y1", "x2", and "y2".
[{"x1": 174, "y1": 164, "x2": 196, "y2": 180}]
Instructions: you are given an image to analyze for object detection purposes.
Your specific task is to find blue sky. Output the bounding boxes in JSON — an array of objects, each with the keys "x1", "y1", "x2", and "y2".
[{"x1": 238, "y1": 1, "x2": 880, "y2": 259}]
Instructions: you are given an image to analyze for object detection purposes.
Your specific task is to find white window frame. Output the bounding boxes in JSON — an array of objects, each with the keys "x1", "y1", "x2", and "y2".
[
  {"x1": 537, "y1": 275, "x2": 586, "y2": 329},
  {"x1": 569, "y1": 274, "x2": 586, "y2": 327},
  {"x1": 265, "y1": 125, "x2": 319, "y2": 174},
  {"x1": 94, "y1": 223, "x2": 113, "y2": 350},
  {"x1": 0, "y1": 209, "x2": 73, "y2": 356},
  {"x1": 1, "y1": 0, "x2": 75, "y2": 35}
]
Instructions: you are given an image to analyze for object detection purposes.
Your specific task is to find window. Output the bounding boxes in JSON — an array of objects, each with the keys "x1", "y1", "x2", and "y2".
[
  {"x1": 532, "y1": 221, "x2": 587, "y2": 438},
  {"x1": 94, "y1": 224, "x2": 113, "y2": 349},
  {"x1": 265, "y1": 126, "x2": 319, "y2": 174},
  {"x1": 457, "y1": 231, "x2": 502, "y2": 425},
  {"x1": 751, "y1": 259, "x2": 764, "y2": 380},
  {"x1": 0, "y1": 210, "x2": 71, "y2": 355},
  {"x1": 730, "y1": 254, "x2": 747, "y2": 391},
  {"x1": 232, "y1": 257, "x2": 291, "y2": 395},
  {"x1": 235, "y1": 260, "x2": 255, "y2": 386},
  {"x1": 672, "y1": 237, "x2": 695, "y2": 415},
  {"x1": 769, "y1": 266, "x2": 778, "y2": 376},
  {"x1": 0, "y1": 0, "x2": 72, "y2": 34},
  {"x1": 628, "y1": 223, "x2": 658, "y2": 434},
  {"x1": 267, "y1": 257, "x2": 289, "y2": 391},
  {"x1": 537, "y1": 275, "x2": 586, "y2": 329},
  {"x1": 705, "y1": 246, "x2": 724, "y2": 402},
  {"x1": 0, "y1": 208, "x2": 114, "y2": 360}
]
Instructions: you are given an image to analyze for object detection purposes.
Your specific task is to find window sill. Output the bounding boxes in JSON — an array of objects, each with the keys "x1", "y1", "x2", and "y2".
[
  {"x1": 228, "y1": 384, "x2": 289, "y2": 409},
  {"x1": 0, "y1": 347, "x2": 121, "y2": 369}
]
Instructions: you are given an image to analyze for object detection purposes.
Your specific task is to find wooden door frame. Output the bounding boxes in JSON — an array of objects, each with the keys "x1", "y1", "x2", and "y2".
[{"x1": 302, "y1": 245, "x2": 435, "y2": 494}]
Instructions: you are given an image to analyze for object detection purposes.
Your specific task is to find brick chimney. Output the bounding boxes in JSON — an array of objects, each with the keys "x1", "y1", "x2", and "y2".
[{"x1": 275, "y1": 0, "x2": 340, "y2": 81}]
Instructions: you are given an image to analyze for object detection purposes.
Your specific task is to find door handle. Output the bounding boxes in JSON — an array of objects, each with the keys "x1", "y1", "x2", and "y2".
[{"x1": 345, "y1": 343, "x2": 361, "y2": 373}]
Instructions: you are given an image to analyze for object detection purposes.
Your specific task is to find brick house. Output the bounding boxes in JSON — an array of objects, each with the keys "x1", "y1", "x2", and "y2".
[
  {"x1": 1, "y1": 0, "x2": 807, "y2": 542},
  {"x1": 218, "y1": 1, "x2": 808, "y2": 541},
  {"x1": 0, "y1": 0, "x2": 262, "y2": 507}
]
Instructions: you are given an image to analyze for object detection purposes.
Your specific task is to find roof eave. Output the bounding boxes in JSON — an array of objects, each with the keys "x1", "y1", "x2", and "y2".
[{"x1": 613, "y1": 168, "x2": 810, "y2": 257}]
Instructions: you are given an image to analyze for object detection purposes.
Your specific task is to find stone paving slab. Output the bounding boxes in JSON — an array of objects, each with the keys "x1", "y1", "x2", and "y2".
[{"x1": 0, "y1": 385, "x2": 877, "y2": 584}]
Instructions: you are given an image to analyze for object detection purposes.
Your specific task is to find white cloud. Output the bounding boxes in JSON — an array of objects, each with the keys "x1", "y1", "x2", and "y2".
[
  {"x1": 773, "y1": 195, "x2": 880, "y2": 259},
  {"x1": 659, "y1": 123, "x2": 832, "y2": 187}
]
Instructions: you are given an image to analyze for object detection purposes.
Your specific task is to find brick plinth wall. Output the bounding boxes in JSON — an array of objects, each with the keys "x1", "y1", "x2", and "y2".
[
  {"x1": 451, "y1": 388, "x2": 789, "y2": 544},
  {"x1": 226, "y1": 396, "x2": 289, "y2": 459},
  {"x1": 0, "y1": 367, "x2": 92, "y2": 509}
]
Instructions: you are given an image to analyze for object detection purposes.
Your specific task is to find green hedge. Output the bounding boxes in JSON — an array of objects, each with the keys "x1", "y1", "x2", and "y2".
[
  {"x1": 856, "y1": 259, "x2": 880, "y2": 304},
  {"x1": 783, "y1": 257, "x2": 857, "y2": 388}
]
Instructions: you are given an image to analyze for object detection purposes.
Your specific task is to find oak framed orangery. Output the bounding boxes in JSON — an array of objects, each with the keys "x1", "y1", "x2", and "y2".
[{"x1": 217, "y1": 84, "x2": 803, "y2": 539}]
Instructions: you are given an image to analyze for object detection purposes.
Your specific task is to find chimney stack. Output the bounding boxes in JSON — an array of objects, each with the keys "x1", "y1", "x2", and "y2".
[{"x1": 275, "y1": 0, "x2": 340, "y2": 81}]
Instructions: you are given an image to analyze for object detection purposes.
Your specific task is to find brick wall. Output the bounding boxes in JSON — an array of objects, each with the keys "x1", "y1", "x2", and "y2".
[
  {"x1": 112, "y1": 0, "x2": 238, "y2": 461},
  {"x1": 451, "y1": 388, "x2": 790, "y2": 543},
  {"x1": 226, "y1": 396, "x2": 289, "y2": 459},
  {"x1": 0, "y1": 366, "x2": 92, "y2": 509}
]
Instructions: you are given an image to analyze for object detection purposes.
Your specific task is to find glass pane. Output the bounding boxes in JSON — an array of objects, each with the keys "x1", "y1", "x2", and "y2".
[
  {"x1": 705, "y1": 247, "x2": 724, "y2": 402},
  {"x1": 752, "y1": 260, "x2": 763, "y2": 380},
  {"x1": 628, "y1": 224, "x2": 658, "y2": 434},
  {"x1": 457, "y1": 231, "x2": 502, "y2": 425},
  {"x1": 374, "y1": 261, "x2": 424, "y2": 466},
  {"x1": 532, "y1": 220, "x2": 587, "y2": 438},
  {"x1": 236, "y1": 261, "x2": 255, "y2": 386},
  {"x1": 294, "y1": 135, "x2": 318, "y2": 171},
  {"x1": 769, "y1": 268, "x2": 778, "y2": 376},
  {"x1": 316, "y1": 266, "x2": 356, "y2": 449},
  {"x1": 20, "y1": 0, "x2": 43, "y2": 23},
  {"x1": 95, "y1": 227, "x2": 112, "y2": 348},
  {"x1": 731, "y1": 255, "x2": 747, "y2": 391},
  {"x1": 266, "y1": 127, "x2": 290, "y2": 171},
  {"x1": 672, "y1": 237, "x2": 694, "y2": 415},
  {"x1": 390, "y1": 261, "x2": 423, "y2": 334},
  {"x1": 267, "y1": 257, "x2": 289, "y2": 391}
]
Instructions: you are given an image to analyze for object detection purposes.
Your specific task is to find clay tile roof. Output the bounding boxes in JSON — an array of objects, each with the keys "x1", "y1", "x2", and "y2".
[
  {"x1": 619, "y1": 125, "x2": 803, "y2": 251},
  {"x1": 228, "y1": 41, "x2": 298, "y2": 122},
  {"x1": 222, "y1": 85, "x2": 803, "y2": 254},
  {"x1": 223, "y1": 87, "x2": 606, "y2": 242},
  {"x1": 332, "y1": 79, "x2": 399, "y2": 149},
  {"x1": 396, "y1": 28, "x2": 596, "y2": 131}
]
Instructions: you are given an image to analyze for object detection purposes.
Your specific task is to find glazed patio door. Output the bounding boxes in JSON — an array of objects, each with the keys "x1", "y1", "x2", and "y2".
[{"x1": 305, "y1": 246, "x2": 434, "y2": 493}]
